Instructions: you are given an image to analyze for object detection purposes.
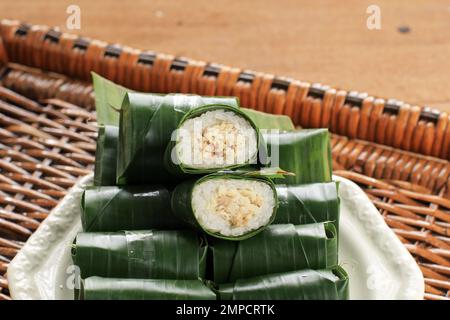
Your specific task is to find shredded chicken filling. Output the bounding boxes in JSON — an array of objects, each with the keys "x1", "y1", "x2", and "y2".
[
  {"x1": 211, "y1": 186, "x2": 264, "y2": 227},
  {"x1": 197, "y1": 121, "x2": 245, "y2": 163}
]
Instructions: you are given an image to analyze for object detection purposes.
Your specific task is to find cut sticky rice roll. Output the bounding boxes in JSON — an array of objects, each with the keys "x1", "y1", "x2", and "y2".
[
  {"x1": 117, "y1": 92, "x2": 239, "y2": 185},
  {"x1": 165, "y1": 105, "x2": 260, "y2": 175},
  {"x1": 176, "y1": 108, "x2": 257, "y2": 169},
  {"x1": 192, "y1": 179, "x2": 272, "y2": 234},
  {"x1": 171, "y1": 173, "x2": 278, "y2": 240}
]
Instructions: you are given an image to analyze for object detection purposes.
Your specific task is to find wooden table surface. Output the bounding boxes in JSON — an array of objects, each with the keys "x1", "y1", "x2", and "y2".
[{"x1": 1, "y1": 0, "x2": 450, "y2": 112}]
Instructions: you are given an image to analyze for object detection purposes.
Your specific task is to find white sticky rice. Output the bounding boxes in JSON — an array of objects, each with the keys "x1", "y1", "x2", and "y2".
[
  {"x1": 176, "y1": 109, "x2": 257, "y2": 169},
  {"x1": 191, "y1": 178, "x2": 275, "y2": 237}
]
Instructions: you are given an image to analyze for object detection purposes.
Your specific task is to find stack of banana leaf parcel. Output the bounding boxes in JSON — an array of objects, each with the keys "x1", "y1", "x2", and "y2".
[{"x1": 72, "y1": 74, "x2": 349, "y2": 300}]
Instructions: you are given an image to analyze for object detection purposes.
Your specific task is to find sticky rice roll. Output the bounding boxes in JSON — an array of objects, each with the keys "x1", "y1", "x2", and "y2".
[
  {"x1": 171, "y1": 173, "x2": 278, "y2": 240},
  {"x1": 166, "y1": 105, "x2": 259, "y2": 174}
]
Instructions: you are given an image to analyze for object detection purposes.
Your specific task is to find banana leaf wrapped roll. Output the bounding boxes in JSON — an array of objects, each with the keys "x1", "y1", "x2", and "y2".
[
  {"x1": 274, "y1": 182, "x2": 340, "y2": 231},
  {"x1": 93, "y1": 125, "x2": 119, "y2": 186},
  {"x1": 72, "y1": 230, "x2": 207, "y2": 280},
  {"x1": 171, "y1": 173, "x2": 278, "y2": 240},
  {"x1": 117, "y1": 92, "x2": 240, "y2": 185},
  {"x1": 164, "y1": 105, "x2": 260, "y2": 176},
  {"x1": 240, "y1": 108, "x2": 295, "y2": 131},
  {"x1": 218, "y1": 266, "x2": 349, "y2": 300},
  {"x1": 81, "y1": 185, "x2": 186, "y2": 232},
  {"x1": 263, "y1": 129, "x2": 332, "y2": 185},
  {"x1": 211, "y1": 222, "x2": 337, "y2": 283},
  {"x1": 77, "y1": 277, "x2": 216, "y2": 300},
  {"x1": 92, "y1": 73, "x2": 128, "y2": 127}
]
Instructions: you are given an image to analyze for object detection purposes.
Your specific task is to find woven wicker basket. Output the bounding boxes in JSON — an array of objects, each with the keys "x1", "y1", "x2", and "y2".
[{"x1": 0, "y1": 19, "x2": 448, "y2": 300}]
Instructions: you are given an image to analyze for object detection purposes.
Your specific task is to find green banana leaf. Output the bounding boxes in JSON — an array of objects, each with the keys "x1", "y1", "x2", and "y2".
[
  {"x1": 217, "y1": 167, "x2": 295, "y2": 180},
  {"x1": 78, "y1": 277, "x2": 216, "y2": 300},
  {"x1": 92, "y1": 72, "x2": 128, "y2": 126},
  {"x1": 91, "y1": 72, "x2": 296, "y2": 134},
  {"x1": 93, "y1": 125, "x2": 119, "y2": 186},
  {"x1": 274, "y1": 182, "x2": 340, "y2": 231},
  {"x1": 117, "y1": 92, "x2": 240, "y2": 185},
  {"x1": 218, "y1": 266, "x2": 349, "y2": 300},
  {"x1": 263, "y1": 129, "x2": 332, "y2": 184},
  {"x1": 211, "y1": 222, "x2": 337, "y2": 283},
  {"x1": 92, "y1": 73, "x2": 127, "y2": 186},
  {"x1": 241, "y1": 108, "x2": 295, "y2": 131},
  {"x1": 81, "y1": 185, "x2": 186, "y2": 232},
  {"x1": 171, "y1": 173, "x2": 278, "y2": 241},
  {"x1": 72, "y1": 230, "x2": 207, "y2": 280},
  {"x1": 164, "y1": 105, "x2": 261, "y2": 176}
]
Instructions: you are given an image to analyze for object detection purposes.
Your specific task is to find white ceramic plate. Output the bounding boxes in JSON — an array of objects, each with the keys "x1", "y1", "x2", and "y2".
[{"x1": 7, "y1": 174, "x2": 424, "y2": 300}]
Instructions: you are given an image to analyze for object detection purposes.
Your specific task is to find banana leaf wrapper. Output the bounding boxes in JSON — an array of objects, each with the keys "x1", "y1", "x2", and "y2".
[
  {"x1": 81, "y1": 185, "x2": 186, "y2": 232},
  {"x1": 263, "y1": 129, "x2": 332, "y2": 185},
  {"x1": 240, "y1": 108, "x2": 295, "y2": 131},
  {"x1": 274, "y1": 182, "x2": 340, "y2": 231},
  {"x1": 72, "y1": 230, "x2": 207, "y2": 280},
  {"x1": 171, "y1": 173, "x2": 278, "y2": 241},
  {"x1": 77, "y1": 277, "x2": 216, "y2": 300},
  {"x1": 93, "y1": 125, "x2": 119, "y2": 186},
  {"x1": 218, "y1": 266, "x2": 349, "y2": 300},
  {"x1": 92, "y1": 72, "x2": 128, "y2": 127},
  {"x1": 117, "y1": 92, "x2": 239, "y2": 185},
  {"x1": 164, "y1": 105, "x2": 261, "y2": 176},
  {"x1": 92, "y1": 72, "x2": 295, "y2": 134},
  {"x1": 211, "y1": 222, "x2": 337, "y2": 283}
]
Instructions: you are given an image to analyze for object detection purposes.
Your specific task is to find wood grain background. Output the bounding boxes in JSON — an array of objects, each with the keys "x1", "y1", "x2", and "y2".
[{"x1": 1, "y1": 0, "x2": 450, "y2": 112}]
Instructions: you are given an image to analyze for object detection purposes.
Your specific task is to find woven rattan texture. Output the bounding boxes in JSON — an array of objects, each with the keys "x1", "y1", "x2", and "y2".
[
  {"x1": 0, "y1": 62, "x2": 96, "y2": 299},
  {"x1": 0, "y1": 20, "x2": 449, "y2": 300},
  {"x1": 0, "y1": 64, "x2": 448, "y2": 300},
  {"x1": 1, "y1": 20, "x2": 449, "y2": 161}
]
